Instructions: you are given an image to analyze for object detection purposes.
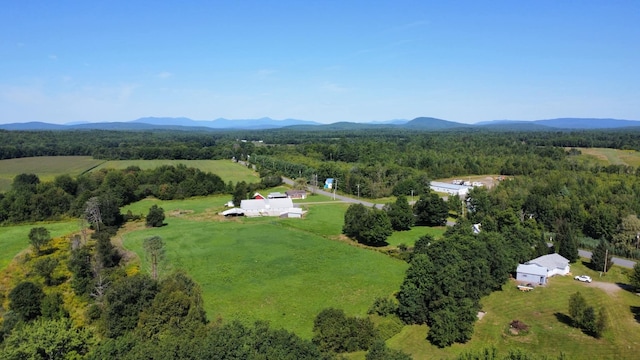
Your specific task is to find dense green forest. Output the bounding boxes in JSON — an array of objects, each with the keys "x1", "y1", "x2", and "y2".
[{"x1": 2, "y1": 128, "x2": 640, "y2": 358}]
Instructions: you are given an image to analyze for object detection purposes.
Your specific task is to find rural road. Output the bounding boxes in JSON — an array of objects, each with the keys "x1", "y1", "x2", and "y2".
[
  {"x1": 282, "y1": 177, "x2": 383, "y2": 208},
  {"x1": 578, "y1": 249, "x2": 636, "y2": 269},
  {"x1": 283, "y1": 177, "x2": 637, "y2": 268}
]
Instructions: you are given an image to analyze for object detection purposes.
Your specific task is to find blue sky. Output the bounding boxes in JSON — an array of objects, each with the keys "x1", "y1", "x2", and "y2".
[{"x1": 1, "y1": 1, "x2": 639, "y2": 124}]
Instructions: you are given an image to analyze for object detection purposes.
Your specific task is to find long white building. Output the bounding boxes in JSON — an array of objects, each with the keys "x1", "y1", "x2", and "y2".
[{"x1": 429, "y1": 181, "x2": 472, "y2": 196}]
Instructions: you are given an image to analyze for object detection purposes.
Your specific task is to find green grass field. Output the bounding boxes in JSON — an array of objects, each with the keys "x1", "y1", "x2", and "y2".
[
  {"x1": 385, "y1": 226, "x2": 446, "y2": 248},
  {"x1": 386, "y1": 260, "x2": 640, "y2": 359},
  {"x1": 0, "y1": 157, "x2": 260, "y2": 193},
  {"x1": 0, "y1": 220, "x2": 79, "y2": 270},
  {"x1": 121, "y1": 197, "x2": 408, "y2": 338},
  {"x1": 94, "y1": 159, "x2": 260, "y2": 184},
  {"x1": 0, "y1": 156, "x2": 105, "y2": 192},
  {"x1": 573, "y1": 148, "x2": 640, "y2": 167}
]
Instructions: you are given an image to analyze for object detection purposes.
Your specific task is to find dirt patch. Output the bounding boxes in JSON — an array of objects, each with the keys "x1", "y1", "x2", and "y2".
[
  {"x1": 169, "y1": 209, "x2": 194, "y2": 217},
  {"x1": 113, "y1": 222, "x2": 146, "y2": 263},
  {"x1": 585, "y1": 280, "x2": 622, "y2": 295}
]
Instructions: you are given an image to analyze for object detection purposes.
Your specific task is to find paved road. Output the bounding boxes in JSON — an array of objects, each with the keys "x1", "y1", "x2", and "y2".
[
  {"x1": 284, "y1": 177, "x2": 637, "y2": 267},
  {"x1": 283, "y1": 177, "x2": 384, "y2": 208},
  {"x1": 578, "y1": 249, "x2": 636, "y2": 269}
]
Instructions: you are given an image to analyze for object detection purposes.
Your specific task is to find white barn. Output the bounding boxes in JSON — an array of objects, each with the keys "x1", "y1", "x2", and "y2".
[
  {"x1": 429, "y1": 181, "x2": 471, "y2": 196},
  {"x1": 516, "y1": 253, "x2": 570, "y2": 285},
  {"x1": 240, "y1": 198, "x2": 301, "y2": 217}
]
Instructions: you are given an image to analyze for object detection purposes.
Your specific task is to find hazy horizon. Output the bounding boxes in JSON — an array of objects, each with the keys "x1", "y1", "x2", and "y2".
[{"x1": 2, "y1": 1, "x2": 639, "y2": 125}]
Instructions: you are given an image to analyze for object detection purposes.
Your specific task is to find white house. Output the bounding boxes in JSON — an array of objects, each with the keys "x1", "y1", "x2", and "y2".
[
  {"x1": 516, "y1": 253, "x2": 570, "y2": 285},
  {"x1": 429, "y1": 181, "x2": 471, "y2": 196},
  {"x1": 515, "y1": 263, "x2": 549, "y2": 285}
]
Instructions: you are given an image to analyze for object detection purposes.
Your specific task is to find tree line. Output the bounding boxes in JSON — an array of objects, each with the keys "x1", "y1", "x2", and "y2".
[{"x1": 0, "y1": 164, "x2": 234, "y2": 224}]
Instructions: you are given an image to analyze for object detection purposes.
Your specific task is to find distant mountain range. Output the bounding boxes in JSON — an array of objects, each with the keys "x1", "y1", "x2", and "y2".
[{"x1": 1, "y1": 117, "x2": 639, "y2": 132}]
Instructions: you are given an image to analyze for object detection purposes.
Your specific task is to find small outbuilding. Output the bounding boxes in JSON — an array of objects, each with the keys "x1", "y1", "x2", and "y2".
[{"x1": 286, "y1": 190, "x2": 307, "y2": 199}]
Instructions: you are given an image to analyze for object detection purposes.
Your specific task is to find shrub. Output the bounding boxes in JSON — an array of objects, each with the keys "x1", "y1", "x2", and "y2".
[{"x1": 368, "y1": 297, "x2": 398, "y2": 316}]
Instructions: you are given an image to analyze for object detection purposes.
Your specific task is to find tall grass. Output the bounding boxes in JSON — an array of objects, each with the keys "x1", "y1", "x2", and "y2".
[{"x1": 0, "y1": 221, "x2": 79, "y2": 270}]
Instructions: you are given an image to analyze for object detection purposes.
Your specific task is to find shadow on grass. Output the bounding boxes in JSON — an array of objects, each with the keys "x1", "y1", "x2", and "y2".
[
  {"x1": 616, "y1": 282, "x2": 635, "y2": 292},
  {"x1": 580, "y1": 259, "x2": 592, "y2": 268},
  {"x1": 553, "y1": 312, "x2": 574, "y2": 327},
  {"x1": 631, "y1": 306, "x2": 640, "y2": 323}
]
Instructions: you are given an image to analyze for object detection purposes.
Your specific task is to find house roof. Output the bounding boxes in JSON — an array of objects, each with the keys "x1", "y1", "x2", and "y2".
[
  {"x1": 286, "y1": 190, "x2": 306, "y2": 195},
  {"x1": 220, "y1": 208, "x2": 245, "y2": 216},
  {"x1": 241, "y1": 198, "x2": 294, "y2": 211},
  {"x1": 517, "y1": 263, "x2": 548, "y2": 277},
  {"x1": 430, "y1": 181, "x2": 471, "y2": 191},
  {"x1": 527, "y1": 253, "x2": 569, "y2": 270}
]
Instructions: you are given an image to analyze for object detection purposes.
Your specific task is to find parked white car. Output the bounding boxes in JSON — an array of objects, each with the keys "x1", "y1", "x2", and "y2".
[{"x1": 574, "y1": 275, "x2": 592, "y2": 283}]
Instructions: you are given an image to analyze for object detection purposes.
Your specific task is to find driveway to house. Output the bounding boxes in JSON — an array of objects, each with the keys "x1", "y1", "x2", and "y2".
[{"x1": 581, "y1": 280, "x2": 624, "y2": 294}]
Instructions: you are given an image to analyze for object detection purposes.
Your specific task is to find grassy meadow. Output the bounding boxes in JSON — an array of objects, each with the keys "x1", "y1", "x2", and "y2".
[
  {"x1": 121, "y1": 196, "x2": 409, "y2": 338},
  {"x1": 572, "y1": 147, "x2": 640, "y2": 167},
  {"x1": 0, "y1": 156, "x2": 105, "y2": 192},
  {"x1": 385, "y1": 226, "x2": 446, "y2": 248},
  {"x1": 0, "y1": 220, "x2": 79, "y2": 270}
]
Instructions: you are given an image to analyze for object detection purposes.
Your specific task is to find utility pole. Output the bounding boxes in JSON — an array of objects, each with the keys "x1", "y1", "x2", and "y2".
[
  {"x1": 411, "y1": 189, "x2": 414, "y2": 203},
  {"x1": 333, "y1": 178, "x2": 338, "y2": 200},
  {"x1": 357, "y1": 183, "x2": 360, "y2": 198}
]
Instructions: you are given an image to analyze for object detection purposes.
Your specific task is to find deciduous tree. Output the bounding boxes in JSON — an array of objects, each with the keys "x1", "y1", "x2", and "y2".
[
  {"x1": 146, "y1": 204, "x2": 165, "y2": 227},
  {"x1": 0, "y1": 318, "x2": 93, "y2": 359},
  {"x1": 28, "y1": 226, "x2": 51, "y2": 256},
  {"x1": 144, "y1": 236, "x2": 166, "y2": 281},
  {"x1": 384, "y1": 195, "x2": 415, "y2": 231},
  {"x1": 413, "y1": 192, "x2": 448, "y2": 226},
  {"x1": 9, "y1": 281, "x2": 45, "y2": 321}
]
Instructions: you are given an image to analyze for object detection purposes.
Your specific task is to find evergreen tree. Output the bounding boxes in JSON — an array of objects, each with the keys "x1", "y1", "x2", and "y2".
[
  {"x1": 533, "y1": 232, "x2": 551, "y2": 258},
  {"x1": 629, "y1": 262, "x2": 640, "y2": 291},
  {"x1": 568, "y1": 291, "x2": 587, "y2": 328},
  {"x1": 555, "y1": 219, "x2": 578, "y2": 262},
  {"x1": 590, "y1": 239, "x2": 613, "y2": 272},
  {"x1": 595, "y1": 307, "x2": 608, "y2": 338}
]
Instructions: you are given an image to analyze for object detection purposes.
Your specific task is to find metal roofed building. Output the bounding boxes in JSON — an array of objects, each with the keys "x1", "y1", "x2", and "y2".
[{"x1": 429, "y1": 181, "x2": 472, "y2": 196}]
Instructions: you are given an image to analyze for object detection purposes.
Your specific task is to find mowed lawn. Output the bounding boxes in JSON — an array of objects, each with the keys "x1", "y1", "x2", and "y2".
[
  {"x1": 574, "y1": 147, "x2": 640, "y2": 167},
  {"x1": 388, "y1": 266, "x2": 640, "y2": 359},
  {"x1": 0, "y1": 220, "x2": 79, "y2": 270},
  {"x1": 121, "y1": 197, "x2": 408, "y2": 338},
  {"x1": 94, "y1": 159, "x2": 260, "y2": 184},
  {"x1": 0, "y1": 156, "x2": 104, "y2": 192}
]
